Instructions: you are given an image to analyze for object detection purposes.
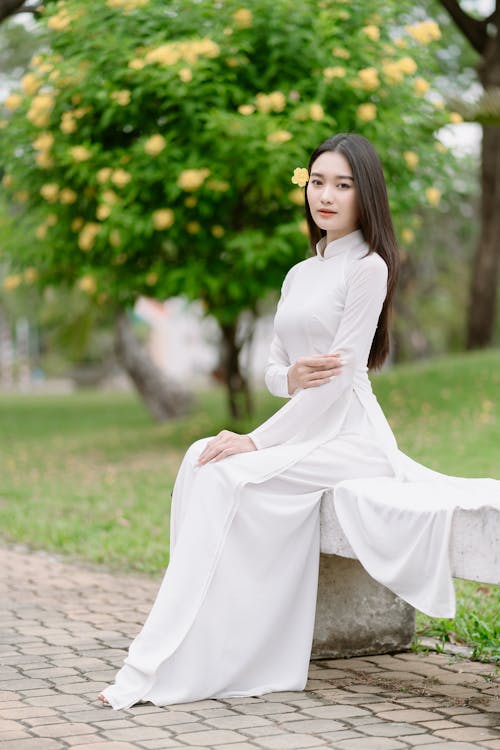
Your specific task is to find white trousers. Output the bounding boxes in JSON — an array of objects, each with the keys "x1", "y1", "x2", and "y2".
[{"x1": 102, "y1": 400, "x2": 393, "y2": 709}]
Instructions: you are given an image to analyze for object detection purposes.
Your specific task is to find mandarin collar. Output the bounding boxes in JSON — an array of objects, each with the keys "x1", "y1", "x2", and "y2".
[{"x1": 315, "y1": 229, "x2": 365, "y2": 261}]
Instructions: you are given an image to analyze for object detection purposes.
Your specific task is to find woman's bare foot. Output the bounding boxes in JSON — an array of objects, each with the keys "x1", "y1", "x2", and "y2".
[{"x1": 98, "y1": 694, "x2": 110, "y2": 705}]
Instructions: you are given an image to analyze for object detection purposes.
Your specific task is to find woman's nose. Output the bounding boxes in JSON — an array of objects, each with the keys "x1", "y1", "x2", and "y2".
[{"x1": 320, "y1": 186, "x2": 335, "y2": 203}]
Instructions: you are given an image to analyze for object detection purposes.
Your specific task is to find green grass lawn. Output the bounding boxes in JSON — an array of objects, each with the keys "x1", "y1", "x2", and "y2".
[{"x1": 1, "y1": 348, "x2": 499, "y2": 661}]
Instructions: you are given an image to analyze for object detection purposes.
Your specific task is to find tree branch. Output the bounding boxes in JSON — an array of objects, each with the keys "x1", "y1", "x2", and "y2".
[
  {"x1": 0, "y1": 0, "x2": 40, "y2": 23},
  {"x1": 438, "y1": 0, "x2": 489, "y2": 54}
]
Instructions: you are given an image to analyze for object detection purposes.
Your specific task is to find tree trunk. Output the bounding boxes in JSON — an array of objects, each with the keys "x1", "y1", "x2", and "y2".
[
  {"x1": 219, "y1": 320, "x2": 253, "y2": 421},
  {"x1": 114, "y1": 310, "x2": 192, "y2": 421},
  {"x1": 466, "y1": 125, "x2": 500, "y2": 347},
  {"x1": 466, "y1": 8, "x2": 500, "y2": 349}
]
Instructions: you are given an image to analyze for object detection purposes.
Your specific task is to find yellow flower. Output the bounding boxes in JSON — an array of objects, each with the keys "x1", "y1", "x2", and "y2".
[
  {"x1": 60, "y1": 112, "x2": 77, "y2": 133},
  {"x1": 401, "y1": 228, "x2": 415, "y2": 244},
  {"x1": 179, "y1": 67, "x2": 192, "y2": 83},
  {"x1": 33, "y1": 132, "x2": 54, "y2": 151},
  {"x1": 177, "y1": 168, "x2": 210, "y2": 191},
  {"x1": 152, "y1": 208, "x2": 174, "y2": 230},
  {"x1": 405, "y1": 20, "x2": 441, "y2": 44},
  {"x1": 71, "y1": 217, "x2": 84, "y2": 231},
  {"x1": 36, "y1": 224, "x2": 48, "y2": 240},
  {"x1": 4, "y1": 93, "x2": 23, "y2": 110},
  {"x1": 206, "y1": 179, "x2": 230, "y2": 192},
  {"x1": 449, "y1": 111, "x2": 463, "y2": 124},
  {"x1": 323, "y1": 66, "x2": 346, "y2": 80},
  {"x1": 96, "y1": 204, "x2": 112, "y2": 220},
  {"x1": 24, "y1": 267, "x2": 38, "y2": 283},
  {"x1": 267, "y1": 130, "x2": 293, "y2": 144},
  {"x1": 40, "y1": 183, "x2": 59, "y2": 202},
  {"x1": 111, "y1": 168, "x2": 132, "y2": 187},
  {"x1": 397, "y1": 56, "x2": 417, "y2": 75},
  {"x1": 425, "y1": 187, "x2": 441, "y2": 206},
  {"x1": 362, "y1": 25, "x2": 380, "y2": 41},
  {"x1": 357, "y1": 103, "x2": 377, "y2": 122},
  {"x1": 2, "y1": 174, "x2": 13, "y2": 188},
  {"x1": 59, "y1": 187, "x2": 78, "y2": 204},
  {"x1": 146, "y1": 272, "x2": 158, "y2": 286},
  {"x1": 35, "y1": 151, "x2": 54, "y2": 169},
  {"x1": 435, "y1": 141, "x2": 447, "y2": 154},
  {"x1": 46, "y1": 213, "x2": 58, "y2": 226},
  {"x1": 70, "y1": 146, "x2": 92, "y2": 162},
  {"x1": 238, "y1": 104, "x2": 255, "y2": 115},
  {"x1": 3, "y1": 274, "x2": 21, "y2": 291},
  {"x1": 211, "y1": 225, "x2": 225, "y2": 238},
  {"x1": 184, "y1": 196, "x2": 197, "y2": 208},
  {"x1": 309, "y1": 103, "x2": 324, "y2": 121},
  {"x1": 111, "y1": 90, "x2": 131, "y2": 106},
  {"x1": 21, "y1": 73, "x2": 42, "y2": 95},
  {"x1": 48, "y1": 11, "x2": 71, "y2": 31},
  {"x1": 414, "y1": 77, "x2": 430, "y2": 95},
  {"x1": 102, "y1": 189, "x2": 118, "y2": 204},
  {"x1": 403, "y1": 151, "x2": 419, "y2": 170},
  {"x1": 144, "y1": 134, "x2": 166, "y2": 156},
  {"x1": 78, "y1": 275, "x2": 97, "y2": 294},
  {"x1": 186, "y1": 221, "x2": 201, "y2": 234},
  {"x1": 382, "y1": 60, "x2": 404, "y2": 84},
  {"x1": 332, "y1": 47, "x2": 350, "y2": 59},
  {"x1": 78, "y1": 222, "x2": 100, "y2": 251},
  {"x1": 357, "y1": 67, "x2": 380, "y2": 91},
  {"x1": 97, "y1": 167, "x2": 113, "y2": 183},
  {"x1": 128, "y1": 58, "x2": 145, "y2": 70},
  {"x1": 256, "y1": 91, "x2": 286, "y2": 113},
  {"x1": 109, "y1": 229, "x2": 122, "y2": 246},
  {"x1": 233, "y1": 8, "x2": 253, "y2": 28},
  {"x1": 27, "y1": 94, "x2": 54, "y2": 127},
  {"x1": 291, "y1": 167, "x2": 309, "y2": 188},
  {"x1": 289, "y1": 188, "x2": 305, "y2": 205}
]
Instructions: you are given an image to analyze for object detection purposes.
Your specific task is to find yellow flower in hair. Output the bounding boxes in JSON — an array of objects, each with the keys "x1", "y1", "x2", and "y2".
[{"x1": 291, "y1": 167, "x2": 309, "y2": 188}]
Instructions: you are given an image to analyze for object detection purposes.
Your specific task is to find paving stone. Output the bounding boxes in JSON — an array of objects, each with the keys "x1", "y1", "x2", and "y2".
[
  {"x1": 133, "y1": 710, "x2": 202, "y2": 726},
  {"x1": 358, "y1": 722, "x2": 427, "y2": 737},
  {"x1": 71, "y1": 744, "x2": 141, "y2": 750},
  {"x1": 253, "y1": 733, "x2": 326, "y2": 748},
  {"x1": 205, "y1": 714, "x2": 274, "y2": 730},
  {"x1": 301, "y1": 705, "x2": 369, "y2": 719},
  {"x1": 376, "y1": 709, "x2": 442, "y2": 722},
  {"x1": 434, "y1": 727, "x2": 500, "y2": 741},
  {"x1": 323, "y1": 739, "x2": 407, "y2": 749},
  {"x1": 180, "y1": 728, "x2": 258, "y2": 745},
  {"x1": 414, "y1": 745, "x2": 485, "y2": 750},
  {"x1": 398, "y1": 736, "x2": 446, "y2": 745},
  {"x1": 32, "y1": 722, "x2": 98, "y2": 738},
  {"x1": 0, "y1": 740, "x2": 63, "y2": 750}
]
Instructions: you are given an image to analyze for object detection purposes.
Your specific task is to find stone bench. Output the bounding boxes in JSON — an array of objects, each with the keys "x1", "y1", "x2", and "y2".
[{"x1": 312, "y1": 489, "x2": 500, "y2": 659}]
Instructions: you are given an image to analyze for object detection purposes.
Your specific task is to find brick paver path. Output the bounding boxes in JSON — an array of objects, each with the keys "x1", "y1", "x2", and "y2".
[{"x1": 2, "y1": 545, "x2": 500, "y2": 750}]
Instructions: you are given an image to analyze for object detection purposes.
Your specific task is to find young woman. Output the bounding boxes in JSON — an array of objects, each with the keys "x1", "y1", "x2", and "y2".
[{"x1": 99, "y1": 133, "x2": 499, "y2": 710}]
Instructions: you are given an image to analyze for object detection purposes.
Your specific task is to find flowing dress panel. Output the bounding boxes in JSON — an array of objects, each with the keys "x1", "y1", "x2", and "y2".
[{"x1": 101, "y1": 416, "x2": 393, "y2": 710}]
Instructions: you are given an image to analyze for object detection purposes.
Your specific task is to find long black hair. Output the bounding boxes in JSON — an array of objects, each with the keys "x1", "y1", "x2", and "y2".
[{"x1": 305, "y1": 133, "x2": 400, "y2": 370}]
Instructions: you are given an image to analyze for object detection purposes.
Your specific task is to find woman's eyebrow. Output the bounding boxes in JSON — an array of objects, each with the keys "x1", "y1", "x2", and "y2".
[{"x1": 310, "y1": 172, "x2": 354, "y2": 180}]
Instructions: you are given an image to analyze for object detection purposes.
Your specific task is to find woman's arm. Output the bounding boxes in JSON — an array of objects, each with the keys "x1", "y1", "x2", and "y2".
[
  {"x1": 247, "y1": 253, "x2": 388, "y2": 449},
  {"x1": 264, "y1": 270, "x2": 294, "y2": 398}
]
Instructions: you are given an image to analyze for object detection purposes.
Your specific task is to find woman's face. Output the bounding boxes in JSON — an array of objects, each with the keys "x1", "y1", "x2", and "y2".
[{"x1": 307, "y1": 150, "x2": 359, "y2": 244}]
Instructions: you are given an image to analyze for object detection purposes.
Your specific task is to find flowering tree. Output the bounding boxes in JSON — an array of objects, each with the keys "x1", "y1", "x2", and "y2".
[{"x1": 0, "y1": 0, "x2": 458, "y2": 418}]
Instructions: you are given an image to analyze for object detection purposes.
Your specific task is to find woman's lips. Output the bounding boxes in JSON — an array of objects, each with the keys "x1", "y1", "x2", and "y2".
[{"x1": 318, "y1": 209, "x2": 337, "y2": 216}]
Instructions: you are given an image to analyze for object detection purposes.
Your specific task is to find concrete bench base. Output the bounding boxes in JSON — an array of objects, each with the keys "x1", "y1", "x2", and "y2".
[{"x1": 312, "y1": 553, "x2": 415, "y2": 659}]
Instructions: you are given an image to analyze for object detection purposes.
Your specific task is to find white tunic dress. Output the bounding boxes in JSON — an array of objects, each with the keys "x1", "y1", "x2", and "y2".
[{"x1": 102, "y1": 229, "x2": 500, "y2": 710}]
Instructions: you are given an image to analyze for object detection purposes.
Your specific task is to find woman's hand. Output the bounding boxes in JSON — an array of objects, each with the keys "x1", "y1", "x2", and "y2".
[
  {"x1": 197, "y1": 430, "x2": 257, "y2": 466},
  {"x1": 287, "y1": 353, "x2": 342, "y2": 394}
]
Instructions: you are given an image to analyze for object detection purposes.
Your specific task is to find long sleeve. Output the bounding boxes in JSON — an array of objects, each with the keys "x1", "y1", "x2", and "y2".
[
  {"x1": 248, "y1": 253, "x2": 387, "y2": 450},
  {"x1": 263, "y1": 269, "x2": 295, "y2": 399}
]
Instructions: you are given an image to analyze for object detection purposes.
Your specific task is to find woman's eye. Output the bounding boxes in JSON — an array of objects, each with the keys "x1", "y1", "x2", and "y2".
[
  {"x1": 311, "y1": 179, "x2": 322, "y2": 186},
  {"x1": 338, "y1": 182, "x2": 351, "y2": 189}
]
